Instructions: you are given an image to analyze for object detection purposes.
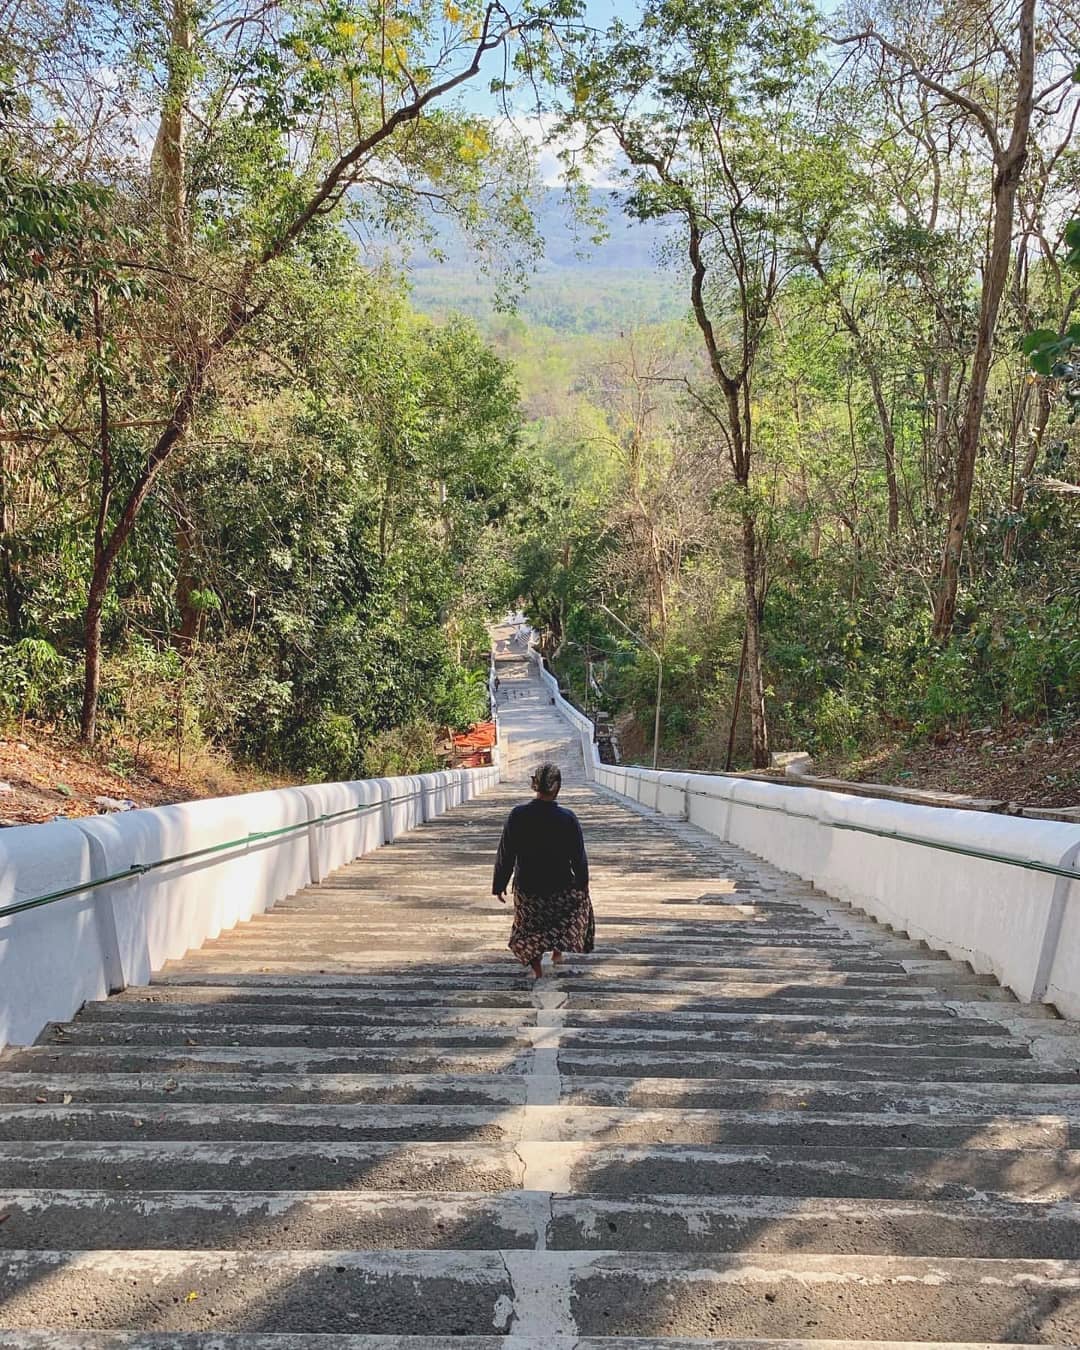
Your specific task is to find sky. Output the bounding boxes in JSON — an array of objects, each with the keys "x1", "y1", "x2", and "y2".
[
  {"x1": 454, "y1": 0, "x2": 641, "y2": 120},
  {"x1": 456, "y1": 0, "x2": 843, "y2": 183},
  {"x1": 446, "y1": 0, "x2": 641, "y2": 186}
]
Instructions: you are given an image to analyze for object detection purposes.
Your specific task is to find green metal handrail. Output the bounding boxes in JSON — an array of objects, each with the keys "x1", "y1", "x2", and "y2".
[
  {"x1": 681, "y1": 785, "x2": 1080, "y2": 884},
  {"x1": 0, "y1": 786, "x2": 436, "y2": 922}
]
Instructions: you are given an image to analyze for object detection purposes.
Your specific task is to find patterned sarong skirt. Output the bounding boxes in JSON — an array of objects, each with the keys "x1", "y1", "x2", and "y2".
[{"x1": 508, "y1": 884, "x2": 595, "y2": 966}]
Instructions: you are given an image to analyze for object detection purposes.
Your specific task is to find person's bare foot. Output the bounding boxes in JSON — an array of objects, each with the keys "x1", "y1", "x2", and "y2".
[{"x1": 530, "y1": 958, "x2": 544, "y2": 980}]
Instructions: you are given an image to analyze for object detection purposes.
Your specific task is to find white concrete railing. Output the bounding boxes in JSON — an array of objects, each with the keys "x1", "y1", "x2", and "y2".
[
  {"x1": 526, "y1": 646, "x2": 598, "y2": 780},
  {"x1": 527, "y1": 657, "x2": 1080, "y2": 1019},
  {"x1": 0, "y1": 764, "x2": 499, "y2": 1050},
  {"x1": 596, "y1": 762, "x2": 1080, "y2": 1020}
]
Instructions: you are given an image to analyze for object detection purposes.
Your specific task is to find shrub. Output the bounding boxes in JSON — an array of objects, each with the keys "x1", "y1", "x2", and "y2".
[
  {"x1": 0, "y1": 638, "x2": 74, "y2": 726},
  {"x1": 363, "y1": 721, "x2": 441, "y2": 777},
  {"x1": 293, "y1": 710, "x2": 361, "y2": 782}
]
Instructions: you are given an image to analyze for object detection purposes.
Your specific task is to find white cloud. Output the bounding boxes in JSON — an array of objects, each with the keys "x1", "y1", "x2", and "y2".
[{"x1": 497, "y1": 109, "x2": 624, "y2": 188}]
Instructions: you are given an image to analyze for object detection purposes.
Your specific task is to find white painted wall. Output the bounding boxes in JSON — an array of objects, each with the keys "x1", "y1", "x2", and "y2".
[
  {"x1": 589, "y1": 758, "x2": 1080, "y2": 1018},
  {"x1": 0, "y1": 822, "x2": 110, "y2": 1052},
  {"x1": 0, "y1": 763, "x2": 499, "y2": 1050},
  {"x1": 527, "y1": 648, "x2": 1080, "y2": 1018}
]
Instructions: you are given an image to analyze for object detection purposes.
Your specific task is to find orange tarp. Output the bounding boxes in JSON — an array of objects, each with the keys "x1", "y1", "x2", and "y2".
[
  {"x1": 450, "y1": 721, "x2": 496, "y2": 768},
  {"x1": 452, "y1": 722, "x2": 496, "y2": 751}
]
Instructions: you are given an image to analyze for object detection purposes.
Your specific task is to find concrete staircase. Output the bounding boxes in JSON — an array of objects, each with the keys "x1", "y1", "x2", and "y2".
[{"x1": 2, "y1": 647, "x2": 1080, "y2": 1346}]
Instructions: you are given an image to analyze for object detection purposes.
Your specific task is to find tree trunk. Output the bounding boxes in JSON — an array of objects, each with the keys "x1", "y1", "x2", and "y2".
[
  {"x1": 1003, "y1": 381, "x2": 1052, "y2": 563},
  {"x1": 0, "y1": 455, "x2": 22, "y2": 638},
  {"x1": 931, "y1": 0, "x2": 1036, "y2": 638},
  {"x1": 725, "y1": 628, "x2": 748, "y2": 772},
  {"x1": 932, "y1": 361, "x2": 951, "y2": 513},
  {"x1": 80, "y1": 565, "x2": 108, "y2": 744},
  {"x1": 78, "y1": 294, "x2": 250, "y2": 741},
  {"x1": 740, "y1": 510, "x2": 769, "y2": 769},
  {"x1": 0, "y1": 548, "x2": 21, "y2": 638},
  {"x1": 174, "y1": 514, "x2": 201, "y2": 649},
  {"x1": 154, "y1": 0, "x2": 191, "y2": 260}
]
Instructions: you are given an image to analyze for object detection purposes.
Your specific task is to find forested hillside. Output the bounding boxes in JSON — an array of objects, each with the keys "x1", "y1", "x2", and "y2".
[
  {"x1": 497, "y1": 0, "x2": 1079, "y2": 798},
  {"x1": 0, "y1": 0, "x2": 557, "y2": 806},
  {"x1": 2, "y1": 0, "x2": 1078, "y2": 811},
  {"x1": 405, "y1": 189, "x2": 683, "y2": 331}
]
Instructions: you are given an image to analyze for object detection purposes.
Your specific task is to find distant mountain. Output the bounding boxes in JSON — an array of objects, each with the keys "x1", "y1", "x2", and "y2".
[{"x1": 403, "y1": 189, "x2": 687, "y2": 335}]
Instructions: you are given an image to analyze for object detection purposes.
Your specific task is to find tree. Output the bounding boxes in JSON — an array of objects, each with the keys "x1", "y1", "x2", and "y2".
[
  {"x1": 788, "y1": 125, "x2": 905, "y2": 537},
  {"x1": 581, "y1": 327, "x2": 718, "y2": 637},
  {"x1": 0, "y1": 77, "x2": 126, "y2": 640},
  {"x1": 556, "y1": 0, "x2": 820, "y2": 765},
  {"x1": 9, "y1": 0, "x2": 578, "y2": 741},
  {"x1": 836, "y1": 0, "x2": 1072, "y2": 637}
]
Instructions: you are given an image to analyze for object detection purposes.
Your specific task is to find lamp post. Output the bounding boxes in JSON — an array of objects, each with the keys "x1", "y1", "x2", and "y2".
[{"x1": 599, "y1": 603, "x2": 663, "y2": 771}]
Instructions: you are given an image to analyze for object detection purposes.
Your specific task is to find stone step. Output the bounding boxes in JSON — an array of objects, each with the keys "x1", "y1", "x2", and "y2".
[
  {"x1": 0, "y1": 1250, "x2": 1077, "y2": 1339},
  {"x1": 547, "y1": 1141, "x2": 1080, "y2": 1201},
  {"x1": 167, "y1": 957, "x2": 915, "y2": 980},
  {"x1": 147, "y1": 969, "x2": 995, "y2": 992},
  {"x1": 3, "y1": 1045, "x2": 529, "y2": 1075},
  {"x1": 101, "y1": 989, "x2": 1016, "y2": 1020},
  {"x1": 122, "y1": 986, "x2": 544, "y2": 1009},
  {"x1": 2, "y1": 1102, "x2": 1078, "y2": 1148},
  {"x1": 7, "y1": 1042, "x2": 1069, "y2": 1082},
  {"x1": 0, "y1": 1140, "x2": 523, "y2": 1192},
  {"x1": 201, "y1": 931, "x2": 872, "y2": 953},
  {"x1": 556, "y1": 1050, "x2": 1076, "y2": 1083},
  {"x1": 273, "y1": 892, "x2": 829, "y2": 910},
  {"x1": 238, "y1": 919, "x2": 850, "y2": 937},
  {"x1": 122, "y1": 979, "x2": 1022, "y2": 1009},
  {"x1": 2, "y1": 1189, "x2": 1080, "y2": 1258},
  {"x1": 0, "y1": 1072, "x2": 528, "y2": 1106},
  {"x1": 74, "y1": 1001, "x2": 1009, "y2": 1036},
  {"x1": 3, "y1": 1139, "x2": 1079, "y2": 1200},
  {"x1": 562, "y1": 1075, "x2": 1080, "y2": 1114},
  {"x1": 218, "y1": 908, "x2": 849, "y2": 927},
  {"x1": 0, "y1": 1338, "x2": 1057, "y2": 1350},
  {"x1": 40, "y1": 1022, "x2": 536, "y2": 1050},
  {"x1": 5, "y1": 1071, "x2": 1080, "y2": 1115},
  {"x1": 39, "y1": 1021, "x2": 1028, "y2": 1056}
]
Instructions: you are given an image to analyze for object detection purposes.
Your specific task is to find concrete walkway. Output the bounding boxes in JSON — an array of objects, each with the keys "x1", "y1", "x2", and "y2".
[{"x1": 2, "y1": 642, "x2": 1080, "y2": 1344}]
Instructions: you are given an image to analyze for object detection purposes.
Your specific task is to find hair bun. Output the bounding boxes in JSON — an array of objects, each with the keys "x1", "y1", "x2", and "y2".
[{"x1": 531, "y1": 762, "x2": 562, "y2": 795}]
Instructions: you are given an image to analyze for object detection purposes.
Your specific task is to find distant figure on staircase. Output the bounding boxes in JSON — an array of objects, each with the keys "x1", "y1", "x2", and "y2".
[{"x1": 492, "y1": 762, "x2": 595, "y2": 980}]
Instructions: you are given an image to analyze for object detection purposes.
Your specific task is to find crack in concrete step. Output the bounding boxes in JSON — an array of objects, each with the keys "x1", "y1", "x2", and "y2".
[{"x1": 5, "y1": 1138, "x2": 1080, "y2": 1200}]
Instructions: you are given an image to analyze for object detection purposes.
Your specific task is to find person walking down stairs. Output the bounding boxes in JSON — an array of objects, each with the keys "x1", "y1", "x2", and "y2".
[{"x1": 492, "y1": 761, "x2": 595, "y2": 979}]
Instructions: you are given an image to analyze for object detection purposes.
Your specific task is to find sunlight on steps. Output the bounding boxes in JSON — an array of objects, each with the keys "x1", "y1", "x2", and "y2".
[{"x1": 1, "y1": 646, "x2": 1079, "y2": 1346}]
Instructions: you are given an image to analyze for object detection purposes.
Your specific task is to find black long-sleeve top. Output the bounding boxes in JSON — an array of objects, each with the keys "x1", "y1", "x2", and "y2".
[{"x1": 492, "y1": 798, "x2": 590, "y2": 897}]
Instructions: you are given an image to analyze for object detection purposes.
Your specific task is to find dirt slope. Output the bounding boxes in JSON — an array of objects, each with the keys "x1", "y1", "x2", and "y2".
[{"x1": 0, "y1": 731, "x2": 291, "y2": 826}]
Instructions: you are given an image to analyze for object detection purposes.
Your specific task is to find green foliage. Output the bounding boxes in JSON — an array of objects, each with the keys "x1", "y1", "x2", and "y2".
[
  {"x1": 0, "y1": 638, "x2": 70, "y2": 724},
  {"x1": 430, "y1": 665, "x2": 490, "y2": 731},
  {"x1": 766, "y1": 573, "x2": 1079, "y2": 755},
  {"x1": 0, "y1": 233, "x2": 523, "y2": 777},
  {"x1": 1024, "y1": 220, "x2": 1080, "y2": 421},
  {"x1": 0, "y1": 77, "x2": 132, "y2": 431},
  {"x1": 363, "y1": 721, "x2": 441, "y2": 777},
  {"x1": 102, "y1": 640, "x2": 185, "y2": 749},
  {"x1": 294, "y1": 711, "x2": 361, "y2": 782}
]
